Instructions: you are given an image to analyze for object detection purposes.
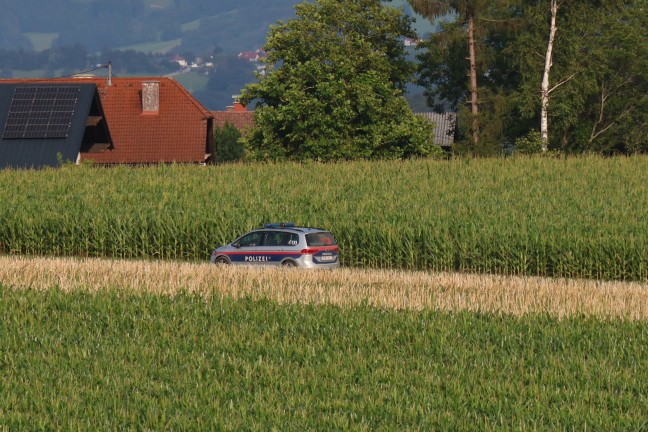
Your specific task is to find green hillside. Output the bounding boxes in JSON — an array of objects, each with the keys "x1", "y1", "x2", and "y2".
[
  {"x1": 1, "y1": 0, "x2": 299, "y2": 54},
  {"x1": 2, "y1": 1, "x2": 438, "y2": 54}
]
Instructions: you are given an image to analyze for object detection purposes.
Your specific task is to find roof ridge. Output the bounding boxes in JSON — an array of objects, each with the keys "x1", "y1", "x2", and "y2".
[{"x1": 163, "y1": 77, "x2": 213, "y2": 119}]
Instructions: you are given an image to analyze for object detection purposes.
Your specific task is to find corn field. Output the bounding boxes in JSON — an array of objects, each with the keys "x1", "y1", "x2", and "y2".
[
  {"x1": 1, "y1": 279, "x2": 646, "y2": 429},
  {"x1": 0, "y1": 156, "x2": 646, "y2": 281}
]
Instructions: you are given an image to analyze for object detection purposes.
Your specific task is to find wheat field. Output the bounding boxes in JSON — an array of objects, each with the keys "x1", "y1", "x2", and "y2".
[{"x1": 1, "y1": 256, "x2": 645, "y2": 321}]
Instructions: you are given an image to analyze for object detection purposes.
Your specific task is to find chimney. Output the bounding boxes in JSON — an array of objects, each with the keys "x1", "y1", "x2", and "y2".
[
  {"x1": 231, "y1": 94, "x2": 246, "y2": 112},
  {"x1": 142, "y1": 81, "x2": 160, "y2": 113}
]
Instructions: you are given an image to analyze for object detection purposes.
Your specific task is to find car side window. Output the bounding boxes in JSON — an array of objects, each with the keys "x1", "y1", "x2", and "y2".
[
  {"x1": 238, "y1": 232, "x2": 263, "y2": 247},
  {"x1": 284, "y1": 233, "x2": 299, "y2": 246},
  {"x1": 263, "y1": 231, "x2": 299, "y2": 247}
]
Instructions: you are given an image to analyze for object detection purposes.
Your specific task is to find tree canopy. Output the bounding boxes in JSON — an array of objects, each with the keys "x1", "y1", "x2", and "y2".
[
  {"x1": 240, "y1": 0, "x2": 442, "y2": 161},
  {"x1": 511, "y1": 0, "x2": 648, "y2": 154},
  {"x1": 413, "y1": 0, "x2": 648, "y2": 155}
]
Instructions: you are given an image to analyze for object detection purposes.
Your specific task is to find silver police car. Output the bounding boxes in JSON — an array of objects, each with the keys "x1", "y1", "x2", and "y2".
[{"x1": 210, "y1": 223, "x2": 340, "y2": 268}]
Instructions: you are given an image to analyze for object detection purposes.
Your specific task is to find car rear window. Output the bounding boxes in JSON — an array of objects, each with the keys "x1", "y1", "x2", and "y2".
[{"x1": 306, "y1": 232, "x2": 337, "y2": 246}]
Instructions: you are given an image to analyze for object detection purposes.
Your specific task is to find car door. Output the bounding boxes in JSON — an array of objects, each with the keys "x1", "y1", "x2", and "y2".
[
  {"x1": 253, "y1": 230, "x2": 283, "y2": 266},
  {"x1": 234, "y1": 231, "x2": 266, "y2": 265}
]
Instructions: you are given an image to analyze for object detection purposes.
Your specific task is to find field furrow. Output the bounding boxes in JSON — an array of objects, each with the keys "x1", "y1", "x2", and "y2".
[{"x1": 1, "y1": 256, "x2": 645, "y2": 320}]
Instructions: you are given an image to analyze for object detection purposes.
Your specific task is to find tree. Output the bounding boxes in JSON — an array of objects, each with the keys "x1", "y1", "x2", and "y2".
[
  {"x1": 512, "y1": 0, "x2": 648, "y2": 153},
  {"x1": 410, "y1": 0, "x2": 521, "y2": 154},
  {"x1": 408, "y1": 0, "x2": 493, "y2": 146},
  {"x1": 538, "y1": 0, "x2": 558, "y2": 151},
  {"x1": 240, "y1": 0, "x2": 442, "y2": 161}
]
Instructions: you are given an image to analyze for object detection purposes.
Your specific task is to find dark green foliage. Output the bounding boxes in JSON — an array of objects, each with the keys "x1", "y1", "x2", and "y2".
[
  {"x1": 415, "y1": 0, "x2": 648, "y2": 155},
  {"x1": 511, "y1": 0, "x2": 648, "y2": 154},
  {"x1": 514, "y1": 130, "x2": 544, "y2": 155},
  {"x1": 1, "y1": 287, "x2": 646, "y2": 429},
  {"x1": 214, "y1": 123, "x2": 244, "y2": 164},
  {"x1": 414, "y1": 3, "x2": 526, "y2": 155},
  {"x1": 241, "y1": 0, "x2": 441, "y2": 161}
]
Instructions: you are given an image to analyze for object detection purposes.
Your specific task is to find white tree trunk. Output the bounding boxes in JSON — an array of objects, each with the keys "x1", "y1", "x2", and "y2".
[
  {"x1": 540, "y1": 0, "x2": 558, "y2": 152},
  {"x1": 541, "y1": 0, "x2": 559, "y2": 152}
]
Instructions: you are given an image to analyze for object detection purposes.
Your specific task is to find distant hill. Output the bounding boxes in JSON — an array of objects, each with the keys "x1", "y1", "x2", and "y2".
[
  {"x1": 0, "y1": 0, "x2": 298, "y2": 54},
  {"x1": 0, "y1": 0, "x2": 437, "y2": 54}
]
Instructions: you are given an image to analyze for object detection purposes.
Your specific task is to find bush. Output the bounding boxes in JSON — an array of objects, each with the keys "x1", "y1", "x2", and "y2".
[
  {"x1": 514, "y1": 130, "x2": 544, "y2": 155},
  {"x1": 214, "y1": 123, "x2": 244, "y2": 163}
]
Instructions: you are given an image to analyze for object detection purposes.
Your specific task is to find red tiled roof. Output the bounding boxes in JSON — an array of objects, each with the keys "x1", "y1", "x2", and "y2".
[
  {"x1": 238, "y1": 51, "x2": 259, "y2": 61},
  {"x1": 1, "y1": 76, "x2": 213, "y2": 164},
  {"x1": 212, "y1": 111, "x2": 255, "y2": 136}
]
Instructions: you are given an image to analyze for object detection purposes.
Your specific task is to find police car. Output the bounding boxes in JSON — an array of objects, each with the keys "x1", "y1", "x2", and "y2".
[{"x1": 210, "y1": 223, "x2": 340, "y2": 269}]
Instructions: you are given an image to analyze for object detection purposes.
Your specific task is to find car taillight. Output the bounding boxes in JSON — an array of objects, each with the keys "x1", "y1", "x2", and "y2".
[{"x1": 301, "y1": 247, "x2": 339, "y2": 254}]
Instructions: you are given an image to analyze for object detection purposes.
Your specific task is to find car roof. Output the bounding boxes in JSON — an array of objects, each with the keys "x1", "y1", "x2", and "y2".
[{"x1": 251, "y1": 226, "x2": 330, "y2": 234}]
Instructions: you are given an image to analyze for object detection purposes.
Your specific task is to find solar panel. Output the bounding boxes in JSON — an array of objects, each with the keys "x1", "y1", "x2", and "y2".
[{"x1": 2, "y1": 86, "x2": 80, "y2": 140}]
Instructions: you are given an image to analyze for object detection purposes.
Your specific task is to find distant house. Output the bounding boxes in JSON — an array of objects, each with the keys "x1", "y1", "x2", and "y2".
[
  {"x1": 0, "y1": 82, "x2": 113, "y2": 168},
  {"x1": 238, "y1": 51, "x2": 259, "y2": 62},
  {"x1": 404, "y1": 37, "x2": 421, "y2": 47},
  {"x1": 415, "y1": 112, "x2": 456, "y2": 149},
  {"x1": 168, "y1": 54, "x2": 188, "y2": 68},
  {"x1": 1, "y1": 77, "x2": 214, "y2": 165},
  {"x1": 238, "y1": 49, "x2": 267, "y2": 63}
]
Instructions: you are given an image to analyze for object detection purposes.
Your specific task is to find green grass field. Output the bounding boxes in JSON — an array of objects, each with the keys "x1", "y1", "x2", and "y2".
[
  {"x1": 22, "y1": 32, "x2": 59, "y2": 51},
  {"x1": 0, "y1": 156, "x2": 646, "y2": 281},
  {"x1": 116, "y1": 38, "x2": 182, "y2": 54},
  {"x1": 173, "y1": 70, "x2": 210, "y2": 93},
  {"x1": 0, "y1": 285, "x2": 645, "y2": 430}
]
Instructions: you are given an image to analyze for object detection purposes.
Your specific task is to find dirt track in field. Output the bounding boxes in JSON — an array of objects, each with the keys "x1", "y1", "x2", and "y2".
[{"x1": 1, "y1": 256, "x2": 646, "y2": 320}]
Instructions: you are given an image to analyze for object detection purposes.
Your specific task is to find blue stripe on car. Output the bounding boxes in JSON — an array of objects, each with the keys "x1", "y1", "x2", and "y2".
[{"x1": 224, "y1": 252, "x2": 302, "y2": 263}]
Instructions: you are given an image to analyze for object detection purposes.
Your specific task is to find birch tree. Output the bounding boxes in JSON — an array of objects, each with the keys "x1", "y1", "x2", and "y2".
[
  {"x1": 513, "y1": 0, "x2": 648, "y2": 153},
  {"x1": 539, "y1": 0, "x2": 558, "y2": 151}
]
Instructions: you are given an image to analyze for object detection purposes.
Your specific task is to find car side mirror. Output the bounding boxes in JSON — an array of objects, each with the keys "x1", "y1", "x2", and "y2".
[{"x1": 232, "y1": 242, "x2": 240, "y2": 248}]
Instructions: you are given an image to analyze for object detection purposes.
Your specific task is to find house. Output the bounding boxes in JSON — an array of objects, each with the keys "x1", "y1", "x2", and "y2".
[
  {"x1": 238, "y1": 49, "x2": 267, "y2": 63},
  {"x1": 212, "y1": 101, "x2": 254, "y2": 136},
  {"x1": 0, "y1": 82, "x2": 113, "y2": 168},
  {"x1": 238, "y1": 51, "x2": 259, "y2": 62},
  {"x1": 1, "y1": 76, "x2": 214, "y2": 165},
  {"x1": 168, "y1": 54, "x2": 188, "y2": 68},
  {"x1": 404, "y1": 37, "x2": 421, "y2": 47},
  {"x1": 415, "y1": 112, "x2": 456, "y2": 149}
]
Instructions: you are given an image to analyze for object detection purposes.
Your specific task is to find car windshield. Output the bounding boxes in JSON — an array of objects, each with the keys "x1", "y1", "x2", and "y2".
[{"x1": 306, "y1": 232, "x2": 336, "y2": 246}]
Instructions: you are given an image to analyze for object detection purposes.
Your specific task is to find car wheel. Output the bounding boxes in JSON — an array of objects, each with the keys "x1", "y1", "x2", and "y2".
[
  {"x1": 282, "y1": 260, "x2": 298, "y2": 268},
  {"x1": 214, "y1": 256, "x2": 230, "y2": 265}
]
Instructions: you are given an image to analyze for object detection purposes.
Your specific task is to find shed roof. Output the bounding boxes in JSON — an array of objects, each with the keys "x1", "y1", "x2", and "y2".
[{"x1": 415, "y1": 112, "x2": 456, "y2": 147}]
